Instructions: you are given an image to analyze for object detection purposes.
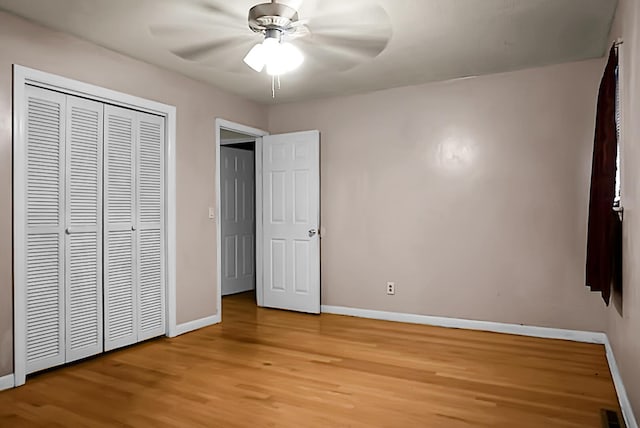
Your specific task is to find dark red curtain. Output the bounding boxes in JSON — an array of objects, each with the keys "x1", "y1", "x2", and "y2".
[{"x1": 585, "y1": 45, "x2": 621, "y2": 305}]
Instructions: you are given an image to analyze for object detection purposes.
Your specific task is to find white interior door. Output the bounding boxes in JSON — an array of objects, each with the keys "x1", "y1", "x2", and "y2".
[
  {"x1": 104, "y1": 105, "x2": 137, "y2": 351},
  {"x1": 17, "y1": 75, "x2": 170, "y2": 381},
  {"x1": 24, "y1": 87, "x2": 105, "y2": 371},
  {"x1": 24, "y1": 86, "x2": 66, "y2": 374},
  {"x1": 221, "y1": 146, "x2": 255, "y2": 296},
  {"x1": 262, "y1": 131, "x2": 320, "y2": 313},
  {"x1": 136, "y1": 111, "x2": 166, "y2": 342},
  {"x1": 104, "y1": 107, "x2": 166, "y2": 348},
  {"x1": 64, "y1": 95, "x2": 104, "y2": 363}
]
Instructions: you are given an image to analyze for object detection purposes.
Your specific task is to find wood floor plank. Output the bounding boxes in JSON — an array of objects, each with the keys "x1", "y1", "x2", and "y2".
[{"x1": 0, "y1": 292, "x2": 621, "y2": 427}]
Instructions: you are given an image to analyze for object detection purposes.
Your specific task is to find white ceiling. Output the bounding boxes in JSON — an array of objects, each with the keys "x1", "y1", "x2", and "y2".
[{"x1": 0, "y1": 0, "x2": 617, "y2": 104}]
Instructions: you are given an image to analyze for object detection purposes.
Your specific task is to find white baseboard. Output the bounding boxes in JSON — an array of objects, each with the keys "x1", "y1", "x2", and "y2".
[
  {"x1": 321, "y1": 305, "x2": 606, "y2": 343},
  {"x1": 321, "y1": 305, "x2": 636, "y2": 427},
  {"x1": 174, "y1": 314, "x2": 221, "y2": 336},
  {"x1": 604, "y1": 337, "x2": 638, "y2": 428},
  {"x1": 0, "y1": 374, "x2": 14, "y2": 391}
]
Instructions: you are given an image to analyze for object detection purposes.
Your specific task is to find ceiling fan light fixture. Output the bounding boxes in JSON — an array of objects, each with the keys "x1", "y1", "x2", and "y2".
[
  {"x1": 266, "y1": 41, "x2": 304, "y2": 76},
  {"x1": 243, "y1": 43, "x2": 266, "y2": 72},
  {"x1": 244, "y1": 35, "x2": 304, "y2": 76},
  {"x1": 154, "y1": 0, "x2": 392, "y2": 97}
]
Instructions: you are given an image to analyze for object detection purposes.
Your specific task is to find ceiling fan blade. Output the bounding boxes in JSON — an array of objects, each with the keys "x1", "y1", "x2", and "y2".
[
  {"x1": 151, "y1": 17, "x2": 245, "y2": 33},
  {"x1": 284, "y1": 23, "x2": 311, "y2": 40},
  {"x1": 295, "y1": 31, "x2": 389, "y2": 72},
  {"x1": 289, "y1": 18, "x2": 310, "y2": 27},
  {"x1": 304, "y1": 0, "x2": 391, "y2": 33},
  {"x1": 181, "y1": 38, "x2": 258, "y2": 73},
  {"x1": 171, "y1": 37, "x2": 253, "y2": 62},
  {"x1": 292, "y1": 0, "x2": 392, "y2": 68},
  {"x1": 296, "y1": 42, "x2": 364, "y2": 72},
  {"x1": 150, "y1": 23, "x2": 245, "y2": 39},
  {"x1": 301, "y1": 33, "x2": 389, "y2": 59},
  {"x1": 196, "y1": 0, "x2": 246, "y2": 22},
  {"x1": 309, "y1": 21, "x2": 391, "y2": 38},
  {"x1": 202, "y1": 38, "x2": 262, "y2": 73}
]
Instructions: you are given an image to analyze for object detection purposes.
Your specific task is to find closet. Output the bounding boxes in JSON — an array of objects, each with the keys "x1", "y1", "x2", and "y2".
[{"x1": 24, "y1": 85, "x2": 165, "y2": 375}]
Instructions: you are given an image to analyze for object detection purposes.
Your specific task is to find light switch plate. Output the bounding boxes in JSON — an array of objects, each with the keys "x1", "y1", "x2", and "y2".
[{"x1": 208, "y1": 207, "x2": 215, "y2": 219}]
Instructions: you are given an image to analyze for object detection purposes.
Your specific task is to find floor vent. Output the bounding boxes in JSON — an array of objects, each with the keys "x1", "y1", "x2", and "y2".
[{"x1": 601, "y1": 409, "x2": 625, "y2": 428}]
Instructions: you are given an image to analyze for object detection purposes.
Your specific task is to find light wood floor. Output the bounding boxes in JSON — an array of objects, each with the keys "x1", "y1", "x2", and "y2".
[{"x1": 0, "y1": 292, "x2": 621, "y2": 427}]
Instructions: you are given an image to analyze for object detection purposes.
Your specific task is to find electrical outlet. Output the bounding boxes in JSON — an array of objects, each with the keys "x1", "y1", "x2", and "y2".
[{"x1": 386, "y1": 282, "x2": 395, "y2": 295}]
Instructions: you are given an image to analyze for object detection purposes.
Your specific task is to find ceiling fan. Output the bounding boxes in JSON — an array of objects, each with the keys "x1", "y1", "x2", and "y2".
[{"x1": 150, "y1": 0, "x2": 392, "y2": 77}]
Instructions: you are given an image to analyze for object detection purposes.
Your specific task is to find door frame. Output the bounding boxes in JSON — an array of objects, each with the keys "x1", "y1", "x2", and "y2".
[
  {"x1": 215, "y1": 119, "x2": 268, "y2": 317},
  {"x1": 12, "y1": 65, "x2": 178, "y2": 386}
]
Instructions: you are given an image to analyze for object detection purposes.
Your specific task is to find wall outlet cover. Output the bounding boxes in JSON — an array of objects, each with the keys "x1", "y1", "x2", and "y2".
[{"x1": 387, "y1": 282, "x2": 395, "y2": 295}]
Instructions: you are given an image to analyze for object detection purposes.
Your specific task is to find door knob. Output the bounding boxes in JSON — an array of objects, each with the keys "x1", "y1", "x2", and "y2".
[
  {"x1": 65, "y1": 228, "x2": 71, "y2": 235},
  {"x1": 308, "y1": 228, "x2": 318, "y2": 237}
]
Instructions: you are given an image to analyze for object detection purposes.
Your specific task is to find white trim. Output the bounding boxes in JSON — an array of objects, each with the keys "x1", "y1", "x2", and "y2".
[
  {"x1": 13, "y1": 65, "x2": 27, "y2": 387},
  {"x1": 604, "y1": 337, "x2": 638, "y2": 428},
  {"x1": 174, "y1": 314, "x2": 221, "y2": 336},
  {"x1": 255, "y1": 136, "x2": 264, "y2": 308},
  {"x1": 215, "y1": 119, "x2": 268, "y2": 320},
  {"x1": 0, "y1": 374, "x2": 14, "y2": 391},
  {"x1": 166, "y1": 100, "x2": 178, "y2": 338},
  {"x1": 13, "y1": 65, "x2": 178, "y2": 383},
  {"x1": 321, "y1": 305, "x2": 607, "y2": 343},
  {"x1": 14, "y1": 66, "x2": 174, "y2": 115}
]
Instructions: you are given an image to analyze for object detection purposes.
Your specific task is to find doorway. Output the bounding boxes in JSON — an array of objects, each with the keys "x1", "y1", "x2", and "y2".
[
  {"x1": 215, "y1": 119, "x2": 268, "y2": 316},
  {"x1": 220, "y1": 130, "x2": 256, "y2": 297},
  {"x1": 215, "y1": 119, "x2": 321, "y2": 320}
]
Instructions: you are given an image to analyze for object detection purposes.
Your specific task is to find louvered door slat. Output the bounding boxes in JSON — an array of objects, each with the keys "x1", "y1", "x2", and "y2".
[
  {"x1": 136, "y1": 112, "x2": 165, "y2": 341},
  {"x1": 104, "y1": 105, "x2": 138, "y2": 351},
  {"x1": 24, "y1": 86, "x2": 66, "y2": 374}
]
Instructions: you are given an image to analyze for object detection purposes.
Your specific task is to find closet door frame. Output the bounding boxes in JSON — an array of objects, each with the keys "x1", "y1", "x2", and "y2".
[{"x1": 13, "y1": 65, "x2": 178, "y2": 387}]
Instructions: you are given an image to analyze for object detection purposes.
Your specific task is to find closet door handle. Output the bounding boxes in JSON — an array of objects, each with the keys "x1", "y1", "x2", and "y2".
[
  {"x1": 65, "y1": 228, "x2": 72, "y2": 235},
  {"x1": 131, "y1": 226, "x2": 136, "y2": 231}
]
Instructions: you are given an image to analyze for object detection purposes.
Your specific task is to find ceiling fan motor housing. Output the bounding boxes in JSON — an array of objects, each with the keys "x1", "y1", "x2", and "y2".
[{"x1": 248, "y1": 2, "x2": 299, "y2": 36}]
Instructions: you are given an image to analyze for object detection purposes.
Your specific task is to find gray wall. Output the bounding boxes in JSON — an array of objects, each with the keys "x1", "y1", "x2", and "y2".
[{"x1": 268, "y1": 59, "x2": 607, "y2": 332}]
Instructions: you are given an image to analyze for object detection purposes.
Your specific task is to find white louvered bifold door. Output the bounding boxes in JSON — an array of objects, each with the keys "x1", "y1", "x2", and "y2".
[
  {"x1": 24, "y1": 86, "x2": 66, "y2": 374},
  {"x1": 22, "y1": 87, "x2": 166, "y2": 372},
  {"x1": 136, "y1": 112, "x2": 166, "y2": 341},
  {"x1": 104, "y1": 105, "x2": 138, "y2": 351},
  {"x1": 64, "y1": 96, "x2": 104, "y2": 363}
]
